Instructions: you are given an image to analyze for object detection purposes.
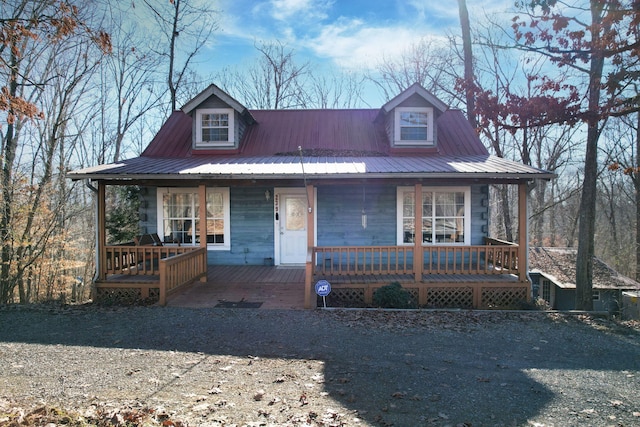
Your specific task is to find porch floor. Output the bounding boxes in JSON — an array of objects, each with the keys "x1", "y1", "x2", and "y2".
[{"x1": 166, "y1": 265, "x2": 306, "y2": 309}]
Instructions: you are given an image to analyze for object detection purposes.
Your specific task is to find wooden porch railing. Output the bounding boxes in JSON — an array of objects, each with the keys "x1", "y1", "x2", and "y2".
[
  {"x1": 311, "y1": 245, "x2": 415, "y2": 276},
  {"x1": 98, "y1": 245, "x2": 207, "y2": 305},
  {"x1": 309, "y1": 241, "x2": 519, "y2": 277},
  {"x1": 484, "y1": 237, "x2": 519, "y2": 272},
  {"x1": 305, "y1": 239, "x2": 525, "y2": 308},
  {"x1": 103, "y1": 244, "x2": 202, "y2": 277},
  {"x1": 423, "y1": 241, "x2": 519, "y2": 275},
  {"x1": 158, "y1": 247, "x2": 208, "y2": 305}
]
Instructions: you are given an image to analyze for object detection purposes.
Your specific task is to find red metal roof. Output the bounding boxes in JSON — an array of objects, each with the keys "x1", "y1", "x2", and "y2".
[
  {"x1": 70, "y1": 101, "x2": 553, "y2": 182},
  {"x1": 141, "y1": 108, "x2": 489, "y2": 159},
  {"x1": 69, "y1": 154, "x2": 556, "y2": 181},
  {"x1": 141, "y1": 111, "x2": 192, "y2": 158},
  {"x1": 241, "y1": 109, "x2": 389, "y2": 155}
]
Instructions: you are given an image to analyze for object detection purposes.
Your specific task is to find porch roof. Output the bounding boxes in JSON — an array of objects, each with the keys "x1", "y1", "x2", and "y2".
[{"x1": 69, "y1": 153, "x2": 555, "y2": 182}]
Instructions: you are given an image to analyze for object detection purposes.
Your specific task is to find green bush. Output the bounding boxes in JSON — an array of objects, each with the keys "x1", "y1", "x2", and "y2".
[{"x1": 372, "y1": 282, "x2": 415, "y2": 309}]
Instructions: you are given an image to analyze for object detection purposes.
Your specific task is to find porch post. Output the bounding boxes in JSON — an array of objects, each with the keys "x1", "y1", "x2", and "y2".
[
  {"x1": 198, "y1": 184, "x2": 208, "y2": 282},
  {"x1": 97, "y1": 181, "x2": 106, "y2": 281},
  {"x1": 304, "y1": 183, "x2": 315, "y2": 309},
  {"x1": 198, "y1": 184, "x2": 207, "y2": 248},
  {"x1": 414, "y1": 184, "x2": 423, "y2": 283},
  {"x1": 518, "y1": 182, "x2": 529, "y2": 287}
]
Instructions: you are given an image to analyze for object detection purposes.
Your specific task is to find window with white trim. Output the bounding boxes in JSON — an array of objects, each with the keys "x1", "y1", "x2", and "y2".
[
  {"x1": 394, "y1": 107, "x2": 434, "y2": 145},
  {"x1": 195, "y1": 108, "x2": 235, "y2": 147},
  {"x1": 397, "y1": 187, "x2": 470, "y2": 245},
  {"x1": 157, "y1": 188, "x2": 230, "y2": 250}
]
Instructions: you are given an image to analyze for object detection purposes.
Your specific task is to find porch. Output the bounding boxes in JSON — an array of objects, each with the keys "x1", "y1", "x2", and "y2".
[
  {"x1": 306, "y1": 238, "x2": 529, "y2": 309},
  {"x1": 91, "y1": 182, "x2": 531, "y2": 309},
  {"x1": 95, "y1": 237, "x2": 528, "y2": 309},
  {"x1": 94, "y1": 264, "x2": 306, "y2": 308}
]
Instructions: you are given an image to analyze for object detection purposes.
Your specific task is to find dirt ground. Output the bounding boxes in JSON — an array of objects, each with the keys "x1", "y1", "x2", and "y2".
[{"x1": 0, "y1": 305, "x2": 639, "y2": 426}]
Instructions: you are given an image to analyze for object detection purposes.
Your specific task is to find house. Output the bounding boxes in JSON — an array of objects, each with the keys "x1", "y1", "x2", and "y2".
[
  {"x1": 69, "y1": 83, "x2": 555, "y2": 308},
  {"x1": 529, "y1": 247, "x2": 640, "y2": 314}
]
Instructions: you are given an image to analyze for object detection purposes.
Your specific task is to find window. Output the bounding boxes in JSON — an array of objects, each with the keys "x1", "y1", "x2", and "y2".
[
  {"x1": 394, "y1": 107, "x2": 434, "y2": 145},
  {"x1": 157, "y1": 188, "x2": 230, "y2": 250},
  {"x1": 397, "y1": 187, "x2": 470, "y2": 245},
  {"x1": 592, "y1": 291, "x2": 600, "y2": 301},
  {"x1": 195, "y1": 108, "x2": 234, "y2": 147},
  {"x1": 542, "y1": 280, "x2": 551, "y2": 302}
]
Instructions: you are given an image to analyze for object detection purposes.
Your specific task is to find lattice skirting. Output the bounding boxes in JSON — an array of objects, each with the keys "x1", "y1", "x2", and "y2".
[
  {"x1": 95, "y1": 287, "x2": 159, "y2": 305},
  {"x1": 481, "y1": 287, "x2": 528, "y2": 308},
  {"x1": 404, "y1": 288, "x2": 419, "y2": 306},
  {"x1": 426, "y1": 287, "x2": 473, "y2": 309},
  {"x1": 320, "y1": 288, "x2": 366, "y2": 307},
  {"x1": 318, "y1": 284, "x2": 529, "y2": 309}
]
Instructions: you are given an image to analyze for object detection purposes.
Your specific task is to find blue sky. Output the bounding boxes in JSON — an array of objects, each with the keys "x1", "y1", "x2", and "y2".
[{"x1": 203, "y1": 0, "x2": 514, "y2": 80}]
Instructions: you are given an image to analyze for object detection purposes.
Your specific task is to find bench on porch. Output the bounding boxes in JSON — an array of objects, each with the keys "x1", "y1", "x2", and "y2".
[
  {"x1": 306, "y1": 241, "x2": 530, "y2": 309},
  {"x1": 134, "y1": 233, "x2": 163, "y2": 246}
]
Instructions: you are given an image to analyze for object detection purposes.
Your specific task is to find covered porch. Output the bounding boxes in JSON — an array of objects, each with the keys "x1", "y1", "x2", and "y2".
[
  {"x1": 302, "y1": 182, "x2": 531, "y2": 309},
  {"x1": 92, "y1": 181, "x2": 531, "y2": 309}
]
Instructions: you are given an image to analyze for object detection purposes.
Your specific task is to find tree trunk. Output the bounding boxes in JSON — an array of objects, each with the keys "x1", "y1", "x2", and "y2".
[
  {"x1": 168, "y1": 0, "x2": 180, "y2": 111},
  {"x1": 575, "y1": 1, "x2": 606, "y2": 311},
  {"x1": 635, "y1": 112, "x2": 640, "y2": 281},
  {"x1": 457, "y1": 0, "x2": 476, "y2": 128},
  {"x1": 500, "y1": 185, "x2": 514, "y2": 242},
  {"x1": 0, "y1": 50, "x2": 20, "y2": 303}
]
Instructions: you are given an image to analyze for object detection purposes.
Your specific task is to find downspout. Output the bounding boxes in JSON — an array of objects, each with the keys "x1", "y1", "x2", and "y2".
[{"x1": 85, "y1": 180, "x2": 100, "y2": 287}]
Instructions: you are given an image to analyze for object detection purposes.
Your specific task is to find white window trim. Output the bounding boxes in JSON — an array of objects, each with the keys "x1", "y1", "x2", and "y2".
[
  {"x1": 396, "y1": 186, "x2": 471, "y2": 246},
  {"x1": 156, "y1": 187, "x2": 230, "y2": 250},
  {"x1": 394, "y1": 107, "x2": 434, "y2": 145},
  {"x1": 195, "y1": 108, "x2": 235, "y2": 147}
]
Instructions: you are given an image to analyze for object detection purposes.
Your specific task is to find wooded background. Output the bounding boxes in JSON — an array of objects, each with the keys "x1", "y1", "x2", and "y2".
[{"x1": 1, "y1": 0, "x2": 638, "y2": 310}]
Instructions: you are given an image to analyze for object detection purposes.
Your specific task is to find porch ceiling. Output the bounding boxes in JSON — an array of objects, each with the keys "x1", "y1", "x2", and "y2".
[{"x1": 69, "y1": 154, "x2": 555, "y2": 182}]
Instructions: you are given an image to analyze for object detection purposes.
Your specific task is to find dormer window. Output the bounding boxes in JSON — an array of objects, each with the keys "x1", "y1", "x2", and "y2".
[
  {"x1": 394, "y1": 107, "x2": 434, "y2": 146},
  {"x1": 195, "y1": 108, "x2": 235, "y2": 147}
]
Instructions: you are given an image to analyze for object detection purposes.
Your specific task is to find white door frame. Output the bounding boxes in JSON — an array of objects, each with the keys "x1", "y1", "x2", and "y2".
[{"x1": 274, "y1": 187, "x2": 317, "y2": 265}]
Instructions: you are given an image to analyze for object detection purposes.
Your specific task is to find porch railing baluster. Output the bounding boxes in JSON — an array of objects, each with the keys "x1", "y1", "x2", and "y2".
[{"x1": 310, "y1": 240, "x2": 519, "y2": 279}]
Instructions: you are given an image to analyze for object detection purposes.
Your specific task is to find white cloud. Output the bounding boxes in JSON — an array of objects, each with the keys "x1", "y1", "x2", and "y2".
[
  {"x1": 270, "y1": 0, "x2": 332, "y2": 21},
  {"x1": 306, "y1": 19, "x2": 447, "y2": 70}
]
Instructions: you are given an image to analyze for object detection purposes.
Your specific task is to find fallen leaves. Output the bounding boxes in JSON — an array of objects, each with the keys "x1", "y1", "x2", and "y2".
[{"x1": 0, "y1": 404, "x2": 188, "y2": 427}]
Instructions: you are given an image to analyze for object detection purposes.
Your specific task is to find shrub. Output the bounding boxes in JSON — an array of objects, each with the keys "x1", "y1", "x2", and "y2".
[{"x1": 372, "y1": 282, "x2": 415, "y2": 309}]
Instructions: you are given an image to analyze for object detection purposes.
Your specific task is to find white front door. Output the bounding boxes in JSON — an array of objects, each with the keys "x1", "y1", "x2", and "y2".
[{"x1": 279, "y1": 193, "x2": 308, "y2": 264}]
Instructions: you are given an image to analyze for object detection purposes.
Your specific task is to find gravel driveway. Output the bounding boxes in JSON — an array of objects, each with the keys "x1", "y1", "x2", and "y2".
[{"x1": 0, "y1": 305, "x2": 639, "y2": 426}]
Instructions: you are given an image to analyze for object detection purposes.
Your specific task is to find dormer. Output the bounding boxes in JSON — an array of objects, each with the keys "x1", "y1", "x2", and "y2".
[
  {"x1": 378, "y1": 83, "x2": 448, "y2": 151},
  {"x1": 181, "y1": 84, "x2": 255, "y2": 151}
]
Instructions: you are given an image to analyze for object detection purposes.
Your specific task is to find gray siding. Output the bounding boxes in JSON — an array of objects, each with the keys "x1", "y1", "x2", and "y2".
[
  {"x1": 317, "y1": 183, "x2": 488, "y2": 246},
  {"x1": 470, "y1": 184, "x2": 489, "y2": 245},
  {"x1": 139, "y1": 186, "x2": 158, "y2": 234},
  {"x1": 209, "y1": 186, "x2": 275, "y2": 265},
  {"x1": 317, "y1": 184, "x2": 397, "y2": 246},
  {"x1": 198, "y1": 97, "x2": 231, "y2": 109},
  {"x1": 139, "y1": 183, "x2": 490, "y2": 266}
]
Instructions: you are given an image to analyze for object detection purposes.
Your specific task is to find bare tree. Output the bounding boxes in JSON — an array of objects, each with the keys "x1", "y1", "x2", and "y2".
[
  {"x1": 369, "y1": 38, "x2": 460, "y2": 104},
  {"x1": 307, "y1": 71, "x2": 367, "y2": 109},
  {"x1": 512, "y1": 0, "x2": 640, "y2": 310},
  {"x1": 0, "y1": 0, "x2": 110, "y2": 303},
  {"x1": 103, "y1": 18, "x2": 165, "y2": 162},
  {"x1": 605, "y1": 113, "x2": 640, "y2": 279},
  {"x1": 143, "y1": 0, "x2": 218, "y2": 112},
  {"x1": 217, "y1": 40, "x2": 311, "y2": 109},
  {"x1": 457, "y1": 0, "x2": 476, "y2": 128}
]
